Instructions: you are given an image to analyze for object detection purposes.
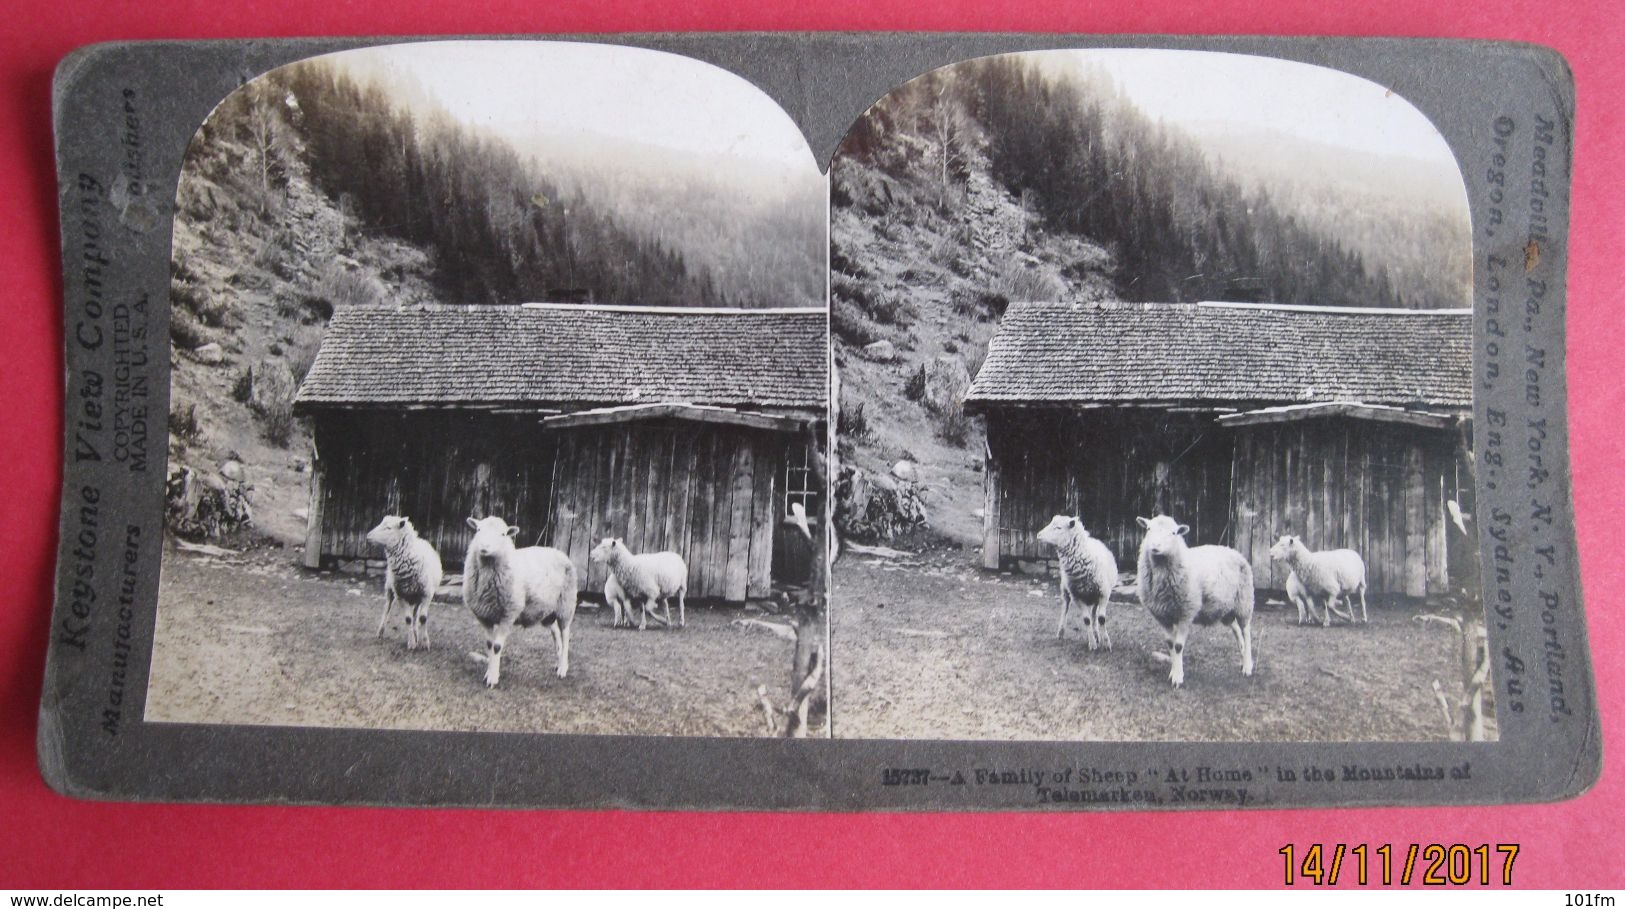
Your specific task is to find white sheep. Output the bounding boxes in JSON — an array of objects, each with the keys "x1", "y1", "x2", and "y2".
[
  {"x1": 365, "y1": 515, "x2": 444, "y2": 651},
  {"x1": 589, "y1": 537, "x2": 688, "y2": 630},
  {"x1": 1135, "y1": 515, "x2": 1255, "y2": 687},
  {"x1": 604, "y1": 573, "x2": 633, "y2": 628},
  {"x1": 461, "y1": 515, "x2": 578, "y2": 688},
  {"x1": 1270, "y1": 535, "x2": 1367, "y2": 626},
  {"x1": 1035, "y1": 514, "x2": 1119, "y2": 650},
  {"x1": 1284, "y1": 570, "x2": 1354, "y2": 625}
]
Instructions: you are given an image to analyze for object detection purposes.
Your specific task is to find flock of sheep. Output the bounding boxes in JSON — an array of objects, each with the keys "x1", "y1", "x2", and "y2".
[
  {"x1": 365, "y1": 513, "x2": 688, "y2": 689},
  {"x1": 1035, "y1": 513, "x2": 1369, "y2": 688},
  {"x1": 358, "y1": 503, "x2": 1369, "y2": 694}
]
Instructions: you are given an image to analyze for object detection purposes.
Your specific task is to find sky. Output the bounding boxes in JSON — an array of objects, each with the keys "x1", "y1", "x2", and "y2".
[
  {"x1": 319, "y1": 43, "x2": 1455, "y2": 179},
  {"x1": 324, "y1": 41, "x2": 819, "y2": 173},
  {"x1": 1037, "y1": 49, "x2": 1458, "y2": 168}
]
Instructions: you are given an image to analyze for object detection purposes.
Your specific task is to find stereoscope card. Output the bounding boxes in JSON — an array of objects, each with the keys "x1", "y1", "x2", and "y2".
[{"x1": 41, "y1": 34, "x2": 1596, "y2": 810}]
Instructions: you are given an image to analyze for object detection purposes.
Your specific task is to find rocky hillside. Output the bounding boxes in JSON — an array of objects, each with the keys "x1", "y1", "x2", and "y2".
[
  {"x1": 831, "y1": 107, "x2": 1115, "y2": 546},
  {"x1": 167, "y1": 82, "x2": 438, "y2": 548}
]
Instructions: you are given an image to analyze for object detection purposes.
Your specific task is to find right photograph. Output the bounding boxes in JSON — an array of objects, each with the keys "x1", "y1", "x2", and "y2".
[{"x1": 829, "y1": 49, "x2": 1489, "y2": 742}]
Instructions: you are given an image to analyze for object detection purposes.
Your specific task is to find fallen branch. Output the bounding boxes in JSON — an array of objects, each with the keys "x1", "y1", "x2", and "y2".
[
  {"x1": 176, "y1": 540, "x2": 241, "y2": 558},
  {"x1": 1414, "y1": 614, "x2": 1464, "y2": 634},
  {"x1": 633, "y1": 670, "x2": 661, "y2": 686},
  {"x1": 846, "y1": 542, "x2": 915, "y2": 559},
  {"x1": 732, "y1": 618, "x2": 798, "y2": 642}
]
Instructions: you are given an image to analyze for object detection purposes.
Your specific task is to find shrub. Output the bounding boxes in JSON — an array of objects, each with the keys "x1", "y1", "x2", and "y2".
[
  {"x1": 903, "y1": 363, "x2": 926, "y2": 401},
  {"x1": 841, "y1": 397, "x2": 870, "y2": 442},
  {"x1": 196, "y1": 295, "x2": 231, "y2": 328},
  {"x1": 261, "y1": 398, "x2": 295, "y2": 447},
  {"x1": 832, "y1": 295, "x2": 882, "y2": 347},
  {"x1": 829, "y1": 246, "x2": 870, "y2": 279},
  {"x1": 168, "y1": 403, "x2": 203, "y2": 443},
  {"x1": 170, "y1": 312, "x2": 204, "y2": 351},
  {"x1": 230, "y1": 369, "x2": 253, "y2": 403},
  {"x1": 990, "y1": 259, "x2": 1063, "y2": 303},
  {"x1": 311, "y1": 263, "x2": 385, "y2": 315},
  {"x1": 171, "y1": 277, "x2": 207, "y2": 315},
  {"x1": 936, "y1": 402, "x2": 971, "y2": 447},
  {"x1": 951, "y1": 287, "x2": 1008, "y2": 321},
  {"x1": 286, "y1": 336, "x2": 321, "y2": 386}
]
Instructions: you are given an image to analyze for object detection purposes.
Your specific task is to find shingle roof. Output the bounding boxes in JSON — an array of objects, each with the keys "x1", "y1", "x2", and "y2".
[
  {"x1": 294, "y1": 304, "x2": 828, "y2": 411},
  {"x1": 965, "y1": 301, "x2": 1471, "y2": 410}
]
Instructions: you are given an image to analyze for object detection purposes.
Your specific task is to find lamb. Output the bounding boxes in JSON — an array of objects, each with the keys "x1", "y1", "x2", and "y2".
[
  {"x1": 1035, "y1": 514, "x2": 1119, "y2": 650},
  {"x1": 1269, "y1": 535, "x2": 1367, "y2": 626},
  {"x1": 1283, "y1": 570, "x2": 1354, "y2": 625},
  {"x1": 1135, "y1": 515, "x2": 1255, "y2": 687},
  {"x1": 365, "y1": 515, "x2": 444, "y2": 652},
  {"x1": 589, "y1": 537, "x2": 688, "y2": 630},
  {"x1": 604, "y1": 573, "x2": 633, "y2": 628},
  {"x1": 461, "y1": 515, "x2": 577, "y2": 688}
]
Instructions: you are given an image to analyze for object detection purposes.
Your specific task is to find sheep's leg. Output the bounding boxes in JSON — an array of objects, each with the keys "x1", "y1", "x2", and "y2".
[
  {"x1": 1320, "y1": 593, "x2": 1333, "y2": 628},
  {"x1": 1081, "y1": 591, "x2": 1099, "y2": 651},
  {"x1": 376, "y1": 588, "x2": 396, "y2": 639},
  {"x1": 482, "y1": 623, "x2": 513, "y2": 689},
  {"x1": 1229, "y1": 616, "x2": 1254, "y2": 676},
  {"x1": 1168, "y1": 626, "x2": 1190, "y2": 687},
  {"x1": 417, "y1": 602, "x2": 431, "y2": 651},
  {"x1": 661, "y1": 595, "x2": 674, "y2": 629},
  {"x1": 1092, "y1": 600, "x2": 1112, "y2": 650},
  {"x1": 678, "y1": 589, "x2": 686, "y2": 628},
  {"x1": 1323, "y1": 594, "x2": 1354, "y2": 623},
  {"x1": 1357, "y1": 584, "x2": 1369, "y2": 623},
  {"x1": 639, "y1": 597, "x2": 671, "y2": 630},
  {"x1": 1055, "y1": 583, "x2": 1072, "y2": 639},
  {"x1": 407, "y1": 597, "x2": 422, "y2": 651},
  {"x1": 549, "y1": 621, "x2": 569, "y2": 679}
]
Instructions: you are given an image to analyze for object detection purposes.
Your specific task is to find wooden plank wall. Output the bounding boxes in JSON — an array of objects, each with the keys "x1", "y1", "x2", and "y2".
[
  {"x1": 985, "y1": 410, "x2": 1234, "y2": 570},
  {"x1": 546, "y1": 422, "x2": 789, "y2": 601},
  {"x1": 311, "y1": 412, "x2": 801, "y2": 601},
  {"x1": 1231, "y1": 418, "x2": 1461, "y2": 597},
  {"x1": 313, "y1": 411, "x2": 560, "y2": 568}
]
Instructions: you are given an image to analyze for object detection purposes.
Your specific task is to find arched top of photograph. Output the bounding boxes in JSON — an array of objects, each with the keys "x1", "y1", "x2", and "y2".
[
  {"x1": 831, "y1": 48, "x2": 1471, "y2": 354},
  {"x1": 172, "y1": 40, "x2": 826, "y2": 319}
]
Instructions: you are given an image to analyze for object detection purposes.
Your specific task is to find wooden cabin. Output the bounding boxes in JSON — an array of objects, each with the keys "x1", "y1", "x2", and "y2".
[
  {"x1": 292, "y1": 303, "x2": 828, "y2": 602},
  {"x1": 964, "y1": 301, "x2": 1474, "y2": 599}
]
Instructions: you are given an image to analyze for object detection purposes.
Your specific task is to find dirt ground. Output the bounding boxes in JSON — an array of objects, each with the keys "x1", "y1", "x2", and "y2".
[
  {"x1": 831, "y1": 542, "x2": 1495, "y2": 742},
  {"x1": 146, "y1": 543, "x2": 812, "y2": 737}
]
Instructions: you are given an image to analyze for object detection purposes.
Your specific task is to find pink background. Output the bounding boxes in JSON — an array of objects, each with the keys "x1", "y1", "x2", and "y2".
[{"x1": 2, "y1": 1, "x2": 1619, "y2": 888}]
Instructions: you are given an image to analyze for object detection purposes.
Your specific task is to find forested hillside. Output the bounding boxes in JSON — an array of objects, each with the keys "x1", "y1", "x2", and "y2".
[
  {"x1": 276, "y1": 61, "x2": 735, "y2": 308},
  {"x1": 530, "y1": 136, "x2": 826, "y2": 310},
  {"x1": 168, "y1": 56, "x2": 822, "y2": 547}
]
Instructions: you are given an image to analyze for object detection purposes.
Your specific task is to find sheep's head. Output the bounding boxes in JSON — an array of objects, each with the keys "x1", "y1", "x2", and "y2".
[
  {"x1": 1269, "y1": 534, "x2": 1306, "y2": 561},
  {"x1": 366, "y1": 515, "x2": 415, "y2": 547},
  {"x1": 466, "y1": 515, "x2": 520, "y2": 561},
  {"x1": 1136, "y1": 515, "x2": 1189, "y2": 561},
  {"x1": 588, "y1": 537, "x2": 625, "y2": 564},
  {"x1": 1036, "y1": 514, "x2": 1085, "y2": 548}
]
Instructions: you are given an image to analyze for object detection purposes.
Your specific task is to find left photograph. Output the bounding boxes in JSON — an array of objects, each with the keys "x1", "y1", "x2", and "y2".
[{"x1": 148, "y1": 41, "x2": 831, "y2": 737}]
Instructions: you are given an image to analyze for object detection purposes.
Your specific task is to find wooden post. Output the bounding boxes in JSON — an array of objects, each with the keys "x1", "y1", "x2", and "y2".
[
  {"x1": 1404, "y1": 443, "x2": 1428, "y2": 598},
  {"x1": 982, "y1": 455, "x2": 1001, "y2": 570},
  {"x1": 302, "y1": 453, "x2": 326, "y2": 569}
]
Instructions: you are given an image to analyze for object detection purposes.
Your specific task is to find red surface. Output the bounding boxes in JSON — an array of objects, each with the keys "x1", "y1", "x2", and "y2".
[{"x1": 2, "y1": 1, "x2": 1620, "y2": 889}]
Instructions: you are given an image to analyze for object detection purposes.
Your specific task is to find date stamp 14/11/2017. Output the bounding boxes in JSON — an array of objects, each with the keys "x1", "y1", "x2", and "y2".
[{"x1": 1279, "y1": 843, "x2": 1521, "y2": 887}]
